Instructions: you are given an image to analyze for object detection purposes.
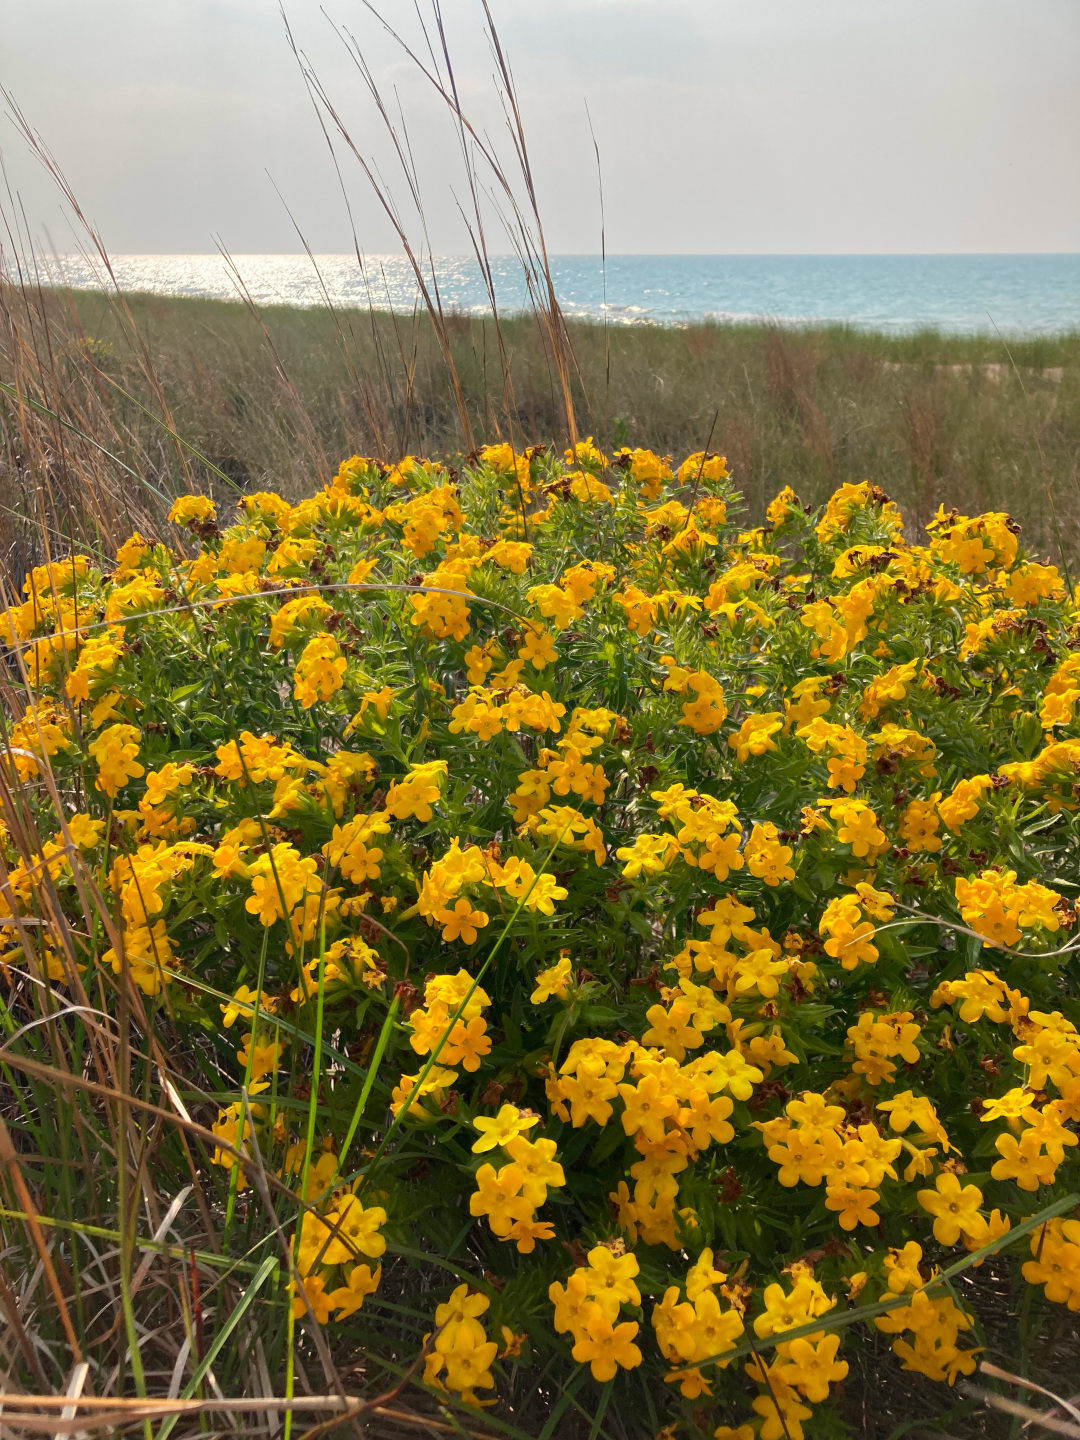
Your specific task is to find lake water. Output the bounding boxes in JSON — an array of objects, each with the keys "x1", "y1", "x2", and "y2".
[{"x1": 29, "y1": 252, "x2": 1080, "y2": 334}]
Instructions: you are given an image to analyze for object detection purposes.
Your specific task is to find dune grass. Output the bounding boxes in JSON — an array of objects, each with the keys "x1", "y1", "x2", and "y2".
[{"x1": 12, "y1": 283, "x2": 1077, "y2": 573}]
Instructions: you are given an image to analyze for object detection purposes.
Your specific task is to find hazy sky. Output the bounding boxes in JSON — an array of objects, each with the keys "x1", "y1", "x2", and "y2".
[{"x1": 2, "y1": 0, "x2": 1078, "y2": 256}]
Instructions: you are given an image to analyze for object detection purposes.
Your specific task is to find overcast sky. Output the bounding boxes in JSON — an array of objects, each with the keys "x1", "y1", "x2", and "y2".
[{"x1": 2, "y1": 0, "x2": 1078, "y2": 256}]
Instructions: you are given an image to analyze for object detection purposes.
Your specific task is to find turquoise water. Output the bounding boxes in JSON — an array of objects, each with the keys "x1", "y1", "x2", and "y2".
[{"x1": 36, "y1": 252, "x2": 1080, "y2": 333}]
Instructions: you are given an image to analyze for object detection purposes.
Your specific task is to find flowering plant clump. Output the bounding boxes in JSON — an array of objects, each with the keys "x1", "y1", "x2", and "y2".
[{"x1": 3, "y1": 441, "x2": 1079, "y2": 1432}]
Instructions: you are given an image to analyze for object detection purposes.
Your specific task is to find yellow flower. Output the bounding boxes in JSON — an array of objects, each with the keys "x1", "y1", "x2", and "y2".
[
  {"x1": 293, "y1": 632, "x2": 347, "y2": 708},
  {"x1": 440, "y1": 1015, "x2": 492, "y2": 1072},
  {"x1": 168, "y1": 495, "x2": 217, "y2": 526},
  {"x1": 616, "y1": 833, "x2": 677, "y2": 879},
  {"x1": 463, "y1": 642, "x2": 496, "y2": 685},
  {"x1": 385, "y1": 760, "x2": 447, "y2": 822},
  {"x1": 88, "y1": 723, "x2": 144, "y2": 798},
  {"x1": 518, "y1": 625, "x2": 558, "y2": 669},
  {"x1": 503, "y1": 1135, "x2": 565, "y2": 1206},
  {"x1": 898, "y1": 796, "x2": 942, "y2": 853},
  {"x1": 776, "y1": 1332, "x2": 848, "y2": 1402},
  {"x1": 321, "y1": 1195, "x2": 387, "y2": 1262},
  {"x1": 236, "y1": 1032, "x2": 287, "y2": 1083},
  {"x1": 824, "y1": 1184, "x2": 880, "y2": 1230},
  {"x1": 530, "y1": 954, "x2": 574, "y2": 1004},
  {"x1": 435, "y1": 899, "x2": 489, "y2": 945},
  {"x1": 877, "y1": 1091, "x2": 951, "y2": 1148},
  {"x1": 292, "y1": 1274, "x2": 333, "y2": 1323},
  {"x1": 327, "y1": 1263, "x2": 382, "y2": 1319},
  {"x1": 220, "y1": 984, "x2": 276, "y2": 1028},
  {"x1": 442, "y1": 1332, "x2": 499, "y2": 1398},
  {"x1": 745, "y1": 823, "x2": 795, "y2": 886},
  {"x1": 471, "y1": 1104, "x2": 540, "y2": 1153},
  {"x1": 990, "y1": 1131, "x2": 1059, "y2": 1191},
  {"x1": 434, "y1": 1283, "x2": 490, "y2": 1351},
  {"x1": 269, "y1": 594, "x2": 332, "y2": 648},
  {"x1": 677, "y1": 451, "x2": 728, "y2": 485},
  {"x1": 571, "y1": 1312, "x2": 642, "y2": 1381},
  {"x1": 616, "y1": 1074, "x2": 679, "y2": 1142},
  {"x1": 583, "y1": 1245, "x2": 641, "y2": 1311},
  {"x1": 916, "y1": 1172, "x2": 984, "y2": 1245},
  {"x1": 549, "y1": 1272, "x2": 596, "y2": 1335},
  {"x1": 819, "y1": 895, "x2": 878, "y2": 970},
  {"x1": 728, "y1": 712, "x2": 783, "y2": 763},
  {"x1": 65, "y1": 812, "x2": 104, "y2": 849},
  {"x1": 835, "y1": 803, "x2": 886, "y2": 857},
  {"x1": 103, "y1": 919, "x2": 175, "y2": 997},
  {"x1": 641, "y1": 1000, "x2": 704, "y2": 1060},
  {"x1": 468, "y1": 1162, "x2": 530, "y2": 1237}
]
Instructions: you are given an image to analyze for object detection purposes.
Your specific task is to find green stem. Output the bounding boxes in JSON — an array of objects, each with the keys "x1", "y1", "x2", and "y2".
[{"x1": 333, "y1": 995, "x2": 400, "y2": 1184}]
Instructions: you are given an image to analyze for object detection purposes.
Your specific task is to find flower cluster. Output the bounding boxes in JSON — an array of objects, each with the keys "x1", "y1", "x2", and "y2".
[
  {"x1": 423, "y1": 1284, "x2": 503, "y2": 1406},
  {"x1": 3, "y1": 445, "x2": 1078, "y2": 1431},
  {"x1": 551, "y1": 1243, "x2": 644, "y2": 1381},
  {"x1": 652, "y1": 1248, "x2": 745, "y2": 1398},
  {"x1": 744, "y1": 1267, "x2": 848, "y2": 1439},
  {"x1": 290, "y1": 1163, "x2": 386, "y2": 1323},
  {"x1": 874, "y1": 1240, "x2": 980, "y2": 1384},
  {"x1": 469, "y1": 1103, "x2": 565, "y2": 1253}
]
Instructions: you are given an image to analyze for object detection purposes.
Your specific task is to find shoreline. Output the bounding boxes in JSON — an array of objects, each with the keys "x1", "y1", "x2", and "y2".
[
  {"x1": 8, "y1": 249, "x2": 1079, "y2": 338},
  {"x1": 25, "y1": 284, "x2": 1080, "y2": 352}
]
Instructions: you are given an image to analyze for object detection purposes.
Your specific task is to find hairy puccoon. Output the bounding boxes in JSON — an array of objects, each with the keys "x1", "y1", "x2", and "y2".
[{"x1": 4, "y1": 448, "x2": 1077, "y2": 1427}]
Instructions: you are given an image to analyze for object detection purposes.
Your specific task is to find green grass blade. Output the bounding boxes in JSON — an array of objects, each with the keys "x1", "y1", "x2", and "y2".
[{"x1": 154, "y1": 1254, "x2": 278, "y2": 1440}]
